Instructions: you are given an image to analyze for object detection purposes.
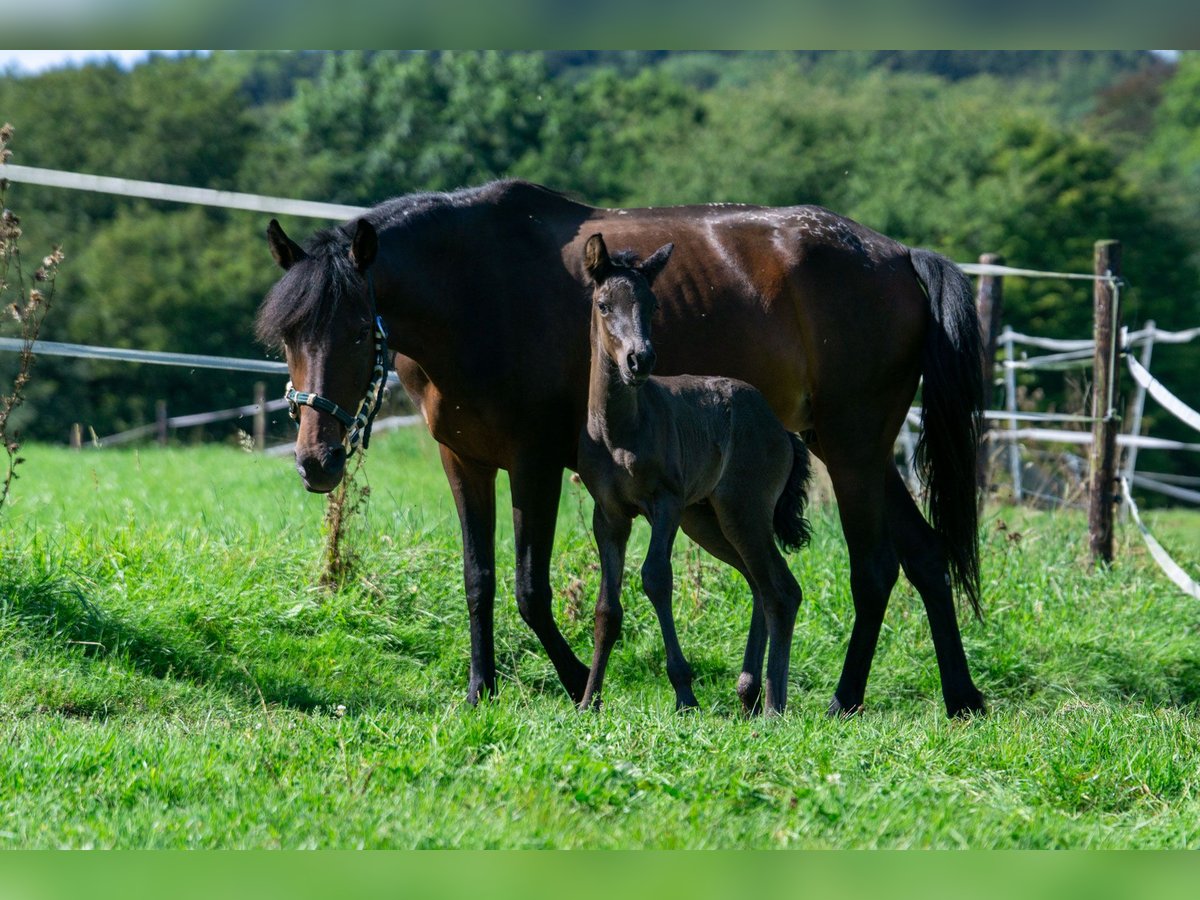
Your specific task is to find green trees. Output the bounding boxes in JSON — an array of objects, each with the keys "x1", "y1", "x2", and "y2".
[{"x1": 0, "y1": 50, "x2": 1196, "y2": 448}]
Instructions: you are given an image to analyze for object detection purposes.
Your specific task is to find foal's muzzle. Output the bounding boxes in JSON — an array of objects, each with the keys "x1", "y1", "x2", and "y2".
[{"x1": 625, "y1": 347, "x2": 657, "y2": 385}]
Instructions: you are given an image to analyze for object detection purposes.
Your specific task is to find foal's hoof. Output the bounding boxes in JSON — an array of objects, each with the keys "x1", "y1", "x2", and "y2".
[
  {"x1": 945, "y1": 690, "x2": 987, "y2": 719},
  {"x1": 736, "y1": 673, "x2": 762, "y2": 717},
  {"x1": 826, "y1": 695, "x2": 863, "y2": 718}
]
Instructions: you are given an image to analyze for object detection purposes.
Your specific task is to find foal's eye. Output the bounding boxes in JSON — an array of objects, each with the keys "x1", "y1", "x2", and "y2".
[{"x1": 597, "y1": 302, "x2": 610, "y2": 317}]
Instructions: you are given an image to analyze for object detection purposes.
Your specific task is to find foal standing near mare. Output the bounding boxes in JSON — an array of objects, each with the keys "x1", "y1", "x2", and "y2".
[{"x1": 577, "y1": 234, "x2": 812, "y2": 715}]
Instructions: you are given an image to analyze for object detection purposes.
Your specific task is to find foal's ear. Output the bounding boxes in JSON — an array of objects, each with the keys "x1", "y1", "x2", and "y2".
[
  {"x1": 639, "y1": 242, "x2": 674, "y2": 285},
  {"x1": 349, "y1": 219, "x2": 378, "y2": 272},
  {"x1": 583, "y1": 233, "x2": 613, "y2": 284},
  {"x1": 267, "y1": 219, "x2": 307, "y2": 271}
]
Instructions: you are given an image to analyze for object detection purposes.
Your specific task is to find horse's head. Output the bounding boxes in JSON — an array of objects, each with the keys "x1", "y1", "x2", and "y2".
[
  {"x1": 257, "y1": 217, "x2": 386, "y2": 493},
  {"x1": 582, "y1": 233, "x2": 673, "y2": 387}
]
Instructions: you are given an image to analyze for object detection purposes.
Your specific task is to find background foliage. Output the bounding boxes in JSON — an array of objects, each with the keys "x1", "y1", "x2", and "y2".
[{"x1": 1, "y1": 50, "x2": 1197, "y2": 469}]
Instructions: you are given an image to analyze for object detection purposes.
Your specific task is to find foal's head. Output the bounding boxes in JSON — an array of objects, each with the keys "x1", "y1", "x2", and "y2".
[{"x1": 582, "y1": 233, "x2": 674, "y2": 387}]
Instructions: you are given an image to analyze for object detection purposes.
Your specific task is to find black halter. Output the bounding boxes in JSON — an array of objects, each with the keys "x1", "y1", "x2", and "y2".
[{"x1": 285, "y1": 271, "x2": 390, "y2": 456}]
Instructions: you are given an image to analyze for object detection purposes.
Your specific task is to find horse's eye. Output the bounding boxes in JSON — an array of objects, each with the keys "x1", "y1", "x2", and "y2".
[{"x1": 597, "y1": 302, "x2": 610, "y2": 317}]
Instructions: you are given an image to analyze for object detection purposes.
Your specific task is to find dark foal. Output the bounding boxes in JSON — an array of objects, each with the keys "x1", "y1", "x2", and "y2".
[{"x1": 576, "y1": 234, "x2": 812, "y2": 715}]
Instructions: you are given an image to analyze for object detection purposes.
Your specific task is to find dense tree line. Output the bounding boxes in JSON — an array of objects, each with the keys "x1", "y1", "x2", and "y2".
[{"x1": 0, "y1": 50, "x2": 1196, "y2": 476}]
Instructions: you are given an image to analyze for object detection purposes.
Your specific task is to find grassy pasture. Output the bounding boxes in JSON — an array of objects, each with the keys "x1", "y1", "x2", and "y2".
[{"x1": 0, "y1": 427, "x2": 1197, "y2": 848}]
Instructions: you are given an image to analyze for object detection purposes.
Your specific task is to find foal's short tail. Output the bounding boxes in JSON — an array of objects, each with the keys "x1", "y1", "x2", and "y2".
[
  {"x1": 909, "y1": 248, "x2": 985, "y2": 619},
  {"x1": 773, "y1": 432, "x2": 813, "y2": 553}
]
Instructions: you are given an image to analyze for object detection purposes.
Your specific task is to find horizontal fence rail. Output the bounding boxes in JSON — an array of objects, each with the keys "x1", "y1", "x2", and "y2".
[{"x1": 3, "y1": 164, "x2": 368, "y2": 221}]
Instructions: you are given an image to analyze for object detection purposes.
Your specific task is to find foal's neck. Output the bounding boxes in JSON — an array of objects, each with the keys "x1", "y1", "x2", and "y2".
[{"x1": 587, "y1": 314, "x2": 643, "y2": 449}]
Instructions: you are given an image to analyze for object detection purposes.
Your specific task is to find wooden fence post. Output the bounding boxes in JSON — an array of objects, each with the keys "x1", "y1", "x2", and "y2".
[
  {"x1": 156, "y1": 399, "x2": 168, "y2": 447},
  {"x1": 253, "y1": 381, "x2": 267, "y2": 451},
  {"x1": 1088, "y1": 240, "x2": 1122, "y2": 566},
  {"x1": 975, "y1": 253, "x2": 1004, "y2": 490},
  {"x1": 70, "y1": 423, "x2": 82, "y2": 450}
]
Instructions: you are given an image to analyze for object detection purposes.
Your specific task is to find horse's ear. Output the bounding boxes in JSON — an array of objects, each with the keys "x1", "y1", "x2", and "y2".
[
  {"x1": 639, "y1": 242, "x2": 674, "y2": 285},
  {"x1": 583, "y1": 233, "x2": 613, "y2": 284},
  {"x1": 349, "y1": 219, "x2": 378, "y2": 272},
  {"x1": 266, "y1": 219, "x2": 306, "y2": 271}
]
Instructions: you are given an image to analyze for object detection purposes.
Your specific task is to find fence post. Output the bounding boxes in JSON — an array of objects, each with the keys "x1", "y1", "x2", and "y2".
[
  {"x1": 70, "y1": 423, "x2": 82, "y2": 451},
  {"x1": 975, "y1": 253, "x2": 1004, "y2": 490},
  {"x1": 253, "y1": 381, "x2": 267, "y2": 452},
  {"x1": 156, "y1": 399, "x2": 168, "y2": 447},
  {"x1": 1002, "y1": 326, "x2": 1022, "y2": 502},
  {"x1": 1088, "y1": 239, "x2": 1122, "y2": 566}
]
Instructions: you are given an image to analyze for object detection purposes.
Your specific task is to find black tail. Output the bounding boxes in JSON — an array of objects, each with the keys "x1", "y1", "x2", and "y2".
[
  {"x1": 773, "y1": 432, "x2": 813, "y2": 553},
  {"x1": 909, "y1": 248, "x2": 985, "y2": 619}
]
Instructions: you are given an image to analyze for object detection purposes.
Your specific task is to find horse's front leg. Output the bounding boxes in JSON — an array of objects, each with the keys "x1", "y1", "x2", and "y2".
[
  {"x1": 642, "y1": 497, "x2": 698, "y2": 711},
  {"x1": 439, "y1": 444, "x2": 498, "y2": 705},
  {"x1": 579, "y1": 505, "x2": 632, "y2": 710},
  {"x1": 510, "y1": 459, "x2": 590, "y2": 703}
]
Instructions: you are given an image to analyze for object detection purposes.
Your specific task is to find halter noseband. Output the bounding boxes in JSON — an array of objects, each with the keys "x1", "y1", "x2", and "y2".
[{"x1": 285, "y1": 271, "x2": 391, "y2": 457}]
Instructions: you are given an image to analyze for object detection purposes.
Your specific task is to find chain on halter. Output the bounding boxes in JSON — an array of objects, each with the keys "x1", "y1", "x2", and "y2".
[{"x1": 285, "y1": 271, "x2": 391, "y2": 456}]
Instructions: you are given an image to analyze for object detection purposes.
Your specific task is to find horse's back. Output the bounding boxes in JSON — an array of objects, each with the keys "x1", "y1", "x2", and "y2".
[{"x1": 571, "y1": 203, "x2": 928, "y2": 436}]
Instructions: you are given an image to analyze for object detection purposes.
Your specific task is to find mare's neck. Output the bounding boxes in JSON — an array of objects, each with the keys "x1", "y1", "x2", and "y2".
[{"x1": 586, "y1": 314, "x2": 642, "y2": 448}]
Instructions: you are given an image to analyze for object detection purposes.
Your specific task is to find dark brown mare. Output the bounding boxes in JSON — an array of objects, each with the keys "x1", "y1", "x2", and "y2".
[
  {"x1": 257, "y1": 179, "x2": 986, "y2": 718},
  {"x1": 576, "y1": 233, "x2": 812, "y2": 716}
]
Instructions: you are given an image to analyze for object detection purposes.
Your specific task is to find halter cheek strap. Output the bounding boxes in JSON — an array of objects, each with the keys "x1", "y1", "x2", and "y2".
[{"x1": 285, "y1": 271, "x2": 391, "y2": 456}]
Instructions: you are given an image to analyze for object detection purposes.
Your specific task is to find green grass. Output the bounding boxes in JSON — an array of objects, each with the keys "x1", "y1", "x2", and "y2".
[{"x1": 1, "y1": 429, "x2": 1198, "y2": 848}]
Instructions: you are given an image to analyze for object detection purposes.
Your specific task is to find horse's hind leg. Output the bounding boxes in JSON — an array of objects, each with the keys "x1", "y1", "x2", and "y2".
[
  {"x1": 642, "y1": 499, "x2": 699, "y2": 711},
  {"x1": 884, "y1": 464, "x2": 985, "y2": 717},
  {"x1": 680, "y1": 505, "x2": 764, "y2": 715},
  {"x1": 824, "y1": 458, "x2": 900, "y2": 717}
]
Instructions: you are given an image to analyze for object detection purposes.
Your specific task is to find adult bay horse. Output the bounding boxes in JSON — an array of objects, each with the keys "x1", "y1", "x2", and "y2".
[{"x1": 257, "y1": 179, "x2": 986, "y2": 718}]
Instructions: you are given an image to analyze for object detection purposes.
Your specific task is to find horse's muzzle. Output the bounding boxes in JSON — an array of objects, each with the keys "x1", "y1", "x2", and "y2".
[{"x1": 297, "y1": 444, "x2": 346, "y2": 493}]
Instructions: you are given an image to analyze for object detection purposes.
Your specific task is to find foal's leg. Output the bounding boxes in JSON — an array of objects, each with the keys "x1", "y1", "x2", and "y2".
[
  {"x1": 680, "y1": 505, "x2": 764, "y2": 715},
  {"x1": 642, "y1": 498, "x2": 699, "y2": 710},
  {"x1": 713, "y1": 503, "x2": 803, "y2": 716},
  {"x1": 884, "y1": 464, "x2": 985, "y2": 717},
  {"x1": 509, "y1": 460, "x2": 590, "y2": 703},
  {"x1": 439, "y1": 445, "x2": 498, "y2": 705},
  {"x1": 579, "y1": 507, "x2": 632, "y2": 710}
]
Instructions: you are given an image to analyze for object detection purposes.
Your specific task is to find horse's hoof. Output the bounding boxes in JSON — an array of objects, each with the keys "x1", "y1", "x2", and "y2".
[
  {"x1": 946, "y1": 690, "x2": 987, "y2": 719},
  {"x1": 675, "y1": 696, "x2": 701, "y2": 714},
  {"x1": 564, "y1": 666, "x2": 591, "y2": 706},
  {"x1": 827, "y1": 695, "x2": 863, "y2": 718}
]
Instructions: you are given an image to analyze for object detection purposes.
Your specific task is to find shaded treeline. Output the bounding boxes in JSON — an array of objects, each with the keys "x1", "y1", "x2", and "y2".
[{"x1": 0, "y1": 51, "x2": 1196, "y2": 478}]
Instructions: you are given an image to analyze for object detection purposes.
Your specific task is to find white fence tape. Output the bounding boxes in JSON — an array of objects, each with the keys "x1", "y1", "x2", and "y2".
[
  {"x1": 1119, "y1": 477, "x2": 1200, "y2": 600},
  {"x1": 2, "y1": 164, "x2": 367, "y2": 221},
  {"x1": 984, "y1": 428, "x2": 1200, "y2": 452},
  {"x1": 0, "y1": 336, "x2": 288, "y2": 374},
  {"x1": 1131, "y1": 473, "x2": 1200, "y2": 505},
  {"x1": 1126, "y1": 354, "x2": 1200, "y2": 435}
]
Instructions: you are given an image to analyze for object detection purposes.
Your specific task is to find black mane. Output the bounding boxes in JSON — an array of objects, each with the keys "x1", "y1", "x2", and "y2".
[{"x1": 255, "y1": 180, "x2": 586, "y2": 348}]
